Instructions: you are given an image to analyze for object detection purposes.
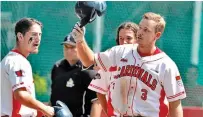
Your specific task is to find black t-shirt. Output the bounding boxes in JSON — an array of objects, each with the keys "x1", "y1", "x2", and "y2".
[{"x1": 50, "y1": 59, "x2": 97, "y2": 117}]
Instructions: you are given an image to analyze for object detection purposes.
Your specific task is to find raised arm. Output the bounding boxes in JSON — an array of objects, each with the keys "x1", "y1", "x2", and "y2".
[{"x1": 72, "y1": 23, "x2": 95, "y2": 67}]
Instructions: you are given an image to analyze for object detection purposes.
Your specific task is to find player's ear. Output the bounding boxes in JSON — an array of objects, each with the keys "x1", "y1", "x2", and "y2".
[
  {"x1": 155, "y1": 32, "x2": 161, "y2": 40},
  {"x1": 17, "y1": 32, "x2": 24, "y2": 41}
]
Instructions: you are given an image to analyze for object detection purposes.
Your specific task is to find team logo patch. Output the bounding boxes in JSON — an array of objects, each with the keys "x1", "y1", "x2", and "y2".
[
  {"x1": 176, "y1": 76, "x2": 183, "y2": 86},
  {"x1": 176, "y1": 76, "x2": 181, "y2": 80},
  {"x1": 15, "y1": 70, "x2": 23, "y2": 77},
  {"x1": 120, "y1": 58, "x2": 128, "y2": 62},
  {"x1": 93, "y1": 73, "x2": 101, "y2": 80},
  {"x1": 66, "y1": 78, "x2": 75, "y2": 87}
]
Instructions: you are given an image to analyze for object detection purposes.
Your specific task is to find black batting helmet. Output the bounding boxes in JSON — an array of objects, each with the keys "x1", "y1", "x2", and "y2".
[{"x1": 75, "y1": 1, "x2": 107, "y2": 27}]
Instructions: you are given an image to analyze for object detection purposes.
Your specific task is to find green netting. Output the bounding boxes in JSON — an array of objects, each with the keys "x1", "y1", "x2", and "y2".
[{"x1": 1, "y1": 1, "x2": 203, "y2": 106}]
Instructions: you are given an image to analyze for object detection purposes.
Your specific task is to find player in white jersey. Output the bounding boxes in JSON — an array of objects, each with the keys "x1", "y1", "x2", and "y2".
[
  {"x1": 72, "y1": 12, "x2": 186, "y2": 117},
  {"x1": 1, "y1": 18, "x2": 54, "y2": 117},
  {"x1": 88, "y1": 22, "x2": 139, "y2": 116}
]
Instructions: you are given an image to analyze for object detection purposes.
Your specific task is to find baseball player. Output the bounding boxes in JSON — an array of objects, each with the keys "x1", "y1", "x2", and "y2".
[
  {"x1": 88, "y1": 22, "x2": 139, "y2": 116},
  {"x1": 71, "y1": 12, "x2": 186, "y2": 117},
  {"x1": 1, "y1": 18, "x2": 54, "y2": 117}
]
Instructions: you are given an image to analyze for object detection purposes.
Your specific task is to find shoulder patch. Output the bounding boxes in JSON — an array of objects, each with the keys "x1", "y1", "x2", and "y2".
[{"x1": 15, "y1": 70, "x2": 23, "y2": 77}]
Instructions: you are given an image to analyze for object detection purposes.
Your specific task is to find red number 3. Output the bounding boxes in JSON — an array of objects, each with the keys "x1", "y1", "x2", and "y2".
[{"x1": 141, "y1": 89, "x2": 148, "y2": 100}]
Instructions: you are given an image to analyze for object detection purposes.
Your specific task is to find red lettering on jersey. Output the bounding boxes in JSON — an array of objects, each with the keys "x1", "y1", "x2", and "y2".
[
  {"x1": 125, "y1": 65, "x2": 131, "y2": 76},
  {"x1": 133, "y1": 66, "x2": 139, "y2": 78},
  {"x1": 141, "y1": 71, "x2": 148, "y2": 84},
  {"x1": 127, "y1": 65, "x2": 134, "y2": 77},
  {"x1": 109, "y1": 66, "x2": 117, "y2": 72},
  {"x1": 120, "y1": 66, "x2": 126, "y2": 77},
  {"x1": 137, "y1": 68, "x2": 144, "y2": 80},
  {"x1": 146, "y1": 74, "x2": 152, "y2": 87},
  {"x1": 132, "y1": 66, "x2": 139, "y2": 77},
  {"x1": 15, "y1": 70, "x2": 23, "y2": 77},
  {"x1": 151, "y1": 79, "x2": 157, "y2": 90},
  {"x1": 119, "y1": 65, "x2": 158, "y2": 90},
  {"x1": 129, "y1": 65, "x2": 135, "y2": 77}
]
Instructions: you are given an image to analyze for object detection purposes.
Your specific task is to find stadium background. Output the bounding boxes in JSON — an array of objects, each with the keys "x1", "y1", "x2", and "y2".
[{"x1": 1, "y1": 1, "x2": 203, "y2": 116}]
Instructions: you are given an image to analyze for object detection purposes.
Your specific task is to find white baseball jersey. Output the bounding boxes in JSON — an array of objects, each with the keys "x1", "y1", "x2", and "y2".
[
  {"x1": 90, "y1": 44, "x2": 186, "y2": 117},
  {"x1": 1, "y1": 50, "x2": 37, "y2": 117}
]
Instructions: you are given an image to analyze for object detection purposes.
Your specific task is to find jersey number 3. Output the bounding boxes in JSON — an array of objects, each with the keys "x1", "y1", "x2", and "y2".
[{"x1": 141, "y1": 89, "x2": 148, "y2": 100}]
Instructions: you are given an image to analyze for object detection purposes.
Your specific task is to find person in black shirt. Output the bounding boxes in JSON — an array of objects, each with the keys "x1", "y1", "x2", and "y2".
[{"x1": 50, "y1": 34, "x2": 102, "y2": 117}]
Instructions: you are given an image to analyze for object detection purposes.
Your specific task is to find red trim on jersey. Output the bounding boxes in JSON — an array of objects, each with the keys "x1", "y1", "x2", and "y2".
[
  {"x1": 138, "y1": 47, "x2": 162, "y2": 57},
  {"x1": 12, "y1": 82, "x2": 25, "y2": 89},
  {"x1": 167, "y1": 91, "x2": 185, "y2": 99},
  {"x1": 12, "y1": 93, "x2": 22, "y2": 117},
  {"x1": 107, "y1": 92, "x2": 115, "y2": 116},
  {"x1": 153, "y1": 47, "x2": 162, "y2": 55},
  {"x1": 159, "y1": 88, "x2": 169, "y2": 117},
  {"x1": 89, "y1": 84, "x2": 107, "y2": 92},
  {"x1": 11, "y1": 49, "x2": 26, "y2": 58},
  {"x1": 98, "y1": 53, "x2": 107, "y2": 72}
]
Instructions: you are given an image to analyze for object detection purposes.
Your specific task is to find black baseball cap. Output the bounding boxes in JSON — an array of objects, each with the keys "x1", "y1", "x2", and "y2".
[{"x1": 61, "y1": 34, "x2": 76, "y2": 46}]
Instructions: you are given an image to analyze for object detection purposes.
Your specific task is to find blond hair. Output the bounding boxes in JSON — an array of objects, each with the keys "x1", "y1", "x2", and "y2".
[{"x1": 143, "y1": 12, "x2": 166, "y2": 33}]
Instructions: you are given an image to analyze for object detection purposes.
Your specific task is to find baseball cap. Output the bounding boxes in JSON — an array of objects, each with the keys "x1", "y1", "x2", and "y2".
[{"x1": 61, "y1": 34, "x2": 76, "y2": 46}]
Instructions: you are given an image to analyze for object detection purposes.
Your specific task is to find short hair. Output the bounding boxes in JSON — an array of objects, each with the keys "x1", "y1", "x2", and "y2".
[
  {"x1": 15, "y1": 18, "x2": 43, "y2": 41},
  {"x1": 116, "y1": 22, "x2": 139, "y2": 45},
  {"x1": 143, "y1": 12, "x2": 166, "y2": 33}
]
